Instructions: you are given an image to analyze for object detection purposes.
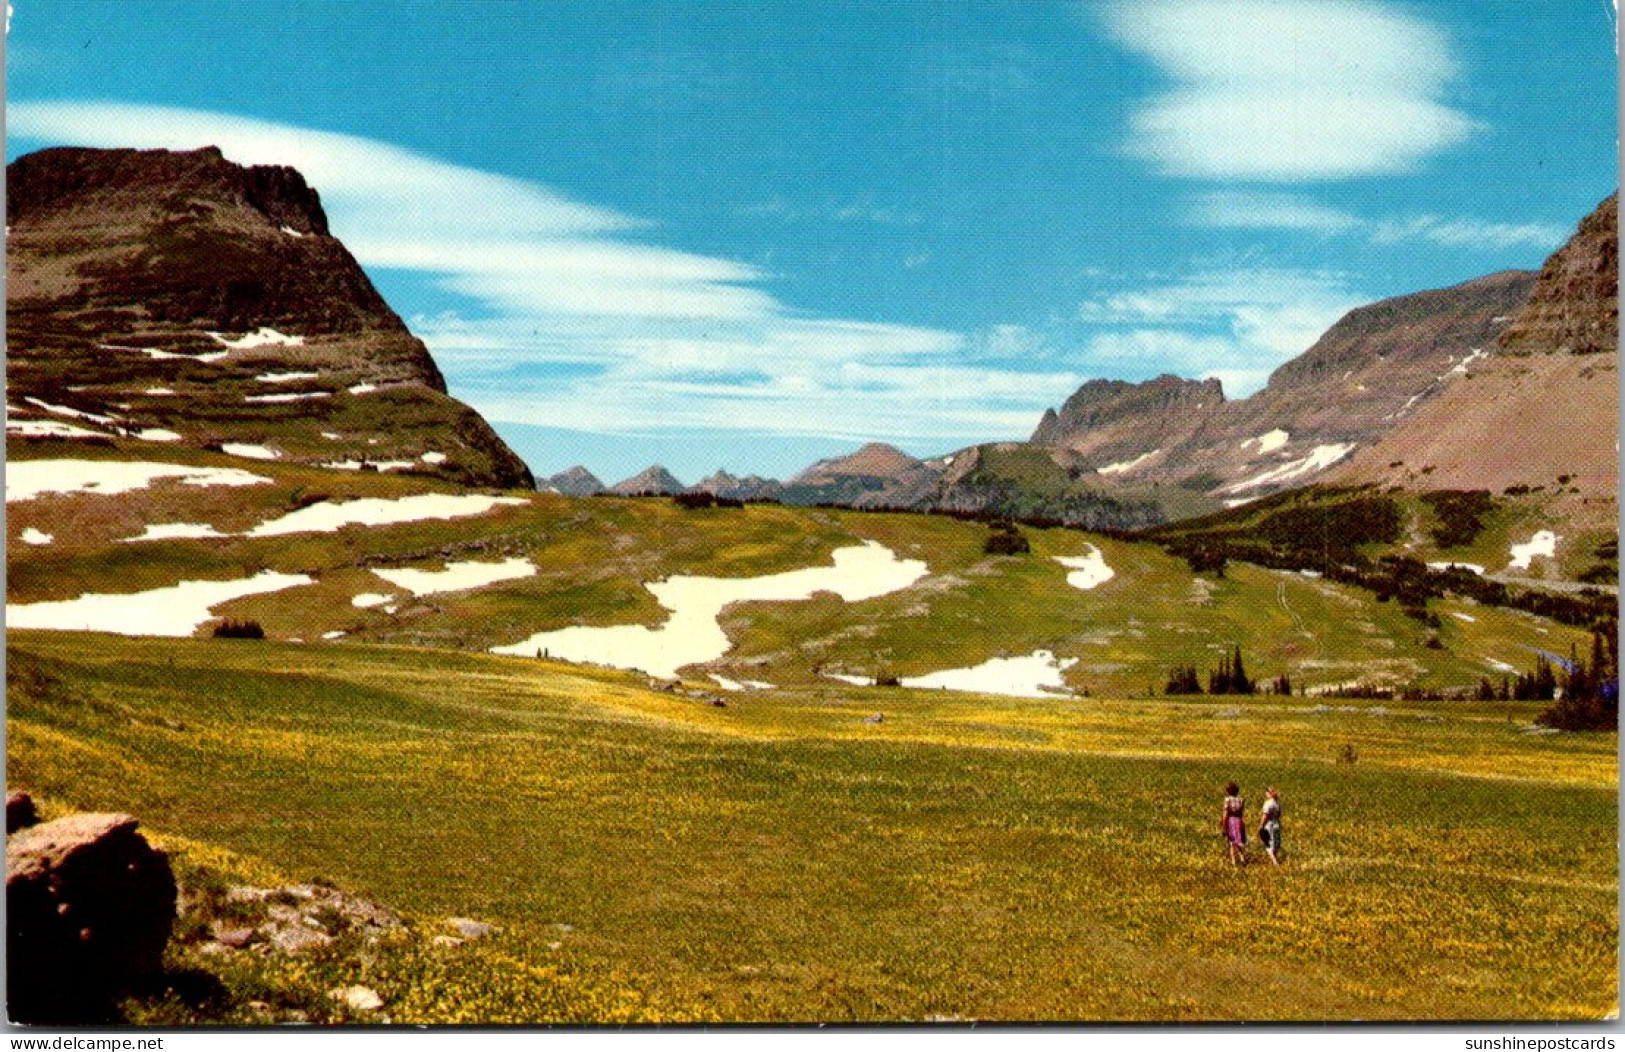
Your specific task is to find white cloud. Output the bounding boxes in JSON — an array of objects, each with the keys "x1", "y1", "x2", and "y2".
[
  {"x1": 1191, "y1": 191, "x2": 1566, "y2": 251},
  {"x1": 1077, "y1": 268, "x2": 1367, "y2": 395},
  {"x1": 1102, "y1": 0, "x2": 1476, "y2": 180},
  {"x1": 11, "y1": 100, "x2": 1069, "y2": 445},
  {"x1": 1370, "y1": 215, "x2": 1567, "y2": 251},
  {"x1": 1191, "y1": 192, "x2": 1363, "y2": 235}
]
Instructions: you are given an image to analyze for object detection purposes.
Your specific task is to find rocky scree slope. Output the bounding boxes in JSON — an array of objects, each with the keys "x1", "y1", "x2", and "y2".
[
  {"x1": 6, "y1": 146, "x2": 532, "y2": 489},
  {"x1": 1027, "y1": 271, "x2": 1537, "y2": 508}
]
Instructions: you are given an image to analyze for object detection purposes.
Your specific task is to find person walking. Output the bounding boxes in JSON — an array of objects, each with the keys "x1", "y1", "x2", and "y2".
[
  {"x1": 1258, "y1": 786, "x2": 1283, "y2": 866},
  {"x1": 1221, "y1": 781, "x2": 1247, "y2": 866}
]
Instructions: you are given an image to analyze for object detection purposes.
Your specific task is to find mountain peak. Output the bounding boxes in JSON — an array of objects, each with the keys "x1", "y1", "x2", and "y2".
[
  {"x1": 5, "y1": 145, "x2": 533, "y2": 489},
  {"x1": 609, "y1": 465, "x2": 685, "y2": 496}
]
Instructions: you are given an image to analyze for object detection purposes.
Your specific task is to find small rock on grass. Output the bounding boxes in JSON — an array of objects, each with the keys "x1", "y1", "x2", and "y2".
[
  {"x1": 267, "y1": 925, "x2": 332, "y2": 954},
  {"x1": 447, "y1": 917, "x2": 495, "y2": 940},
  {"x1": 329, "y1": 985, "x2": 385, "y2": 1012}
]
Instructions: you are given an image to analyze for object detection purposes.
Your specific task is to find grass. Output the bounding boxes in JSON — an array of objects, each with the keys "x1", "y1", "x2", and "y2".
[
  {"x1": 7, "y1": 631, "x2": 1616, "y2": 1022},
  {"x1": 6, "y1": 441, "x2": 1593, "y2": 696}
]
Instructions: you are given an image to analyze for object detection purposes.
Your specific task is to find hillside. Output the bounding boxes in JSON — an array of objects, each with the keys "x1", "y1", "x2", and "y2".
[
  {"x1": 1336, "y1": 193, "x2": 1619, "y2": 545},
  {"x1": 5, "y1": 146, "x2": 533, "y2": 489},
  {"x1": 1027, "y1": 271, "x2": 1538, "y2": 509}
]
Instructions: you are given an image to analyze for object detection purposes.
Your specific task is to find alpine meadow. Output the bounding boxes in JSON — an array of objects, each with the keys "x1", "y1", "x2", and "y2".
[{"x1": 4, "y1": 0, "x2": 1618, "y2": 1026}]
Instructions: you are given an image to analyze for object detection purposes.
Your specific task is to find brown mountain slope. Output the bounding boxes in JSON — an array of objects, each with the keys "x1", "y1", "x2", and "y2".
[
  {"x1": 1336, "y1": 193, "x2": 1619, "y2": 533},
  {"x1": 6, "y1": 146, "x2": 533, "y2": 489},
  {"x1": 1028, "y1": 270, "x2": 1537, "y2": 506}
]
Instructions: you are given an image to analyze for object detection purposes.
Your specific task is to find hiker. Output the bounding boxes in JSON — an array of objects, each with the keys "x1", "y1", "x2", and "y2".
[
  {"x1": 1258, "y1": 786, "x2": 1283, "y2": 866},
  {"x1": 1221, "y1": 781, "x2": 1247, "y2": 866}
]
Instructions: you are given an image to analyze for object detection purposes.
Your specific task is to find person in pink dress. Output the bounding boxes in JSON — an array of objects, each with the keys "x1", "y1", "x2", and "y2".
[{"x1": 1221, "y1": 781, "x2": 1247, "y2": 866}]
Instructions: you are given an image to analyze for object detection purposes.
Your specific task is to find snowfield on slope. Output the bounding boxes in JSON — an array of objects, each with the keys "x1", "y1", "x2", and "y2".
[
  {"x1": 491, "y1": 540, "x2": 928, "y2": 679},
  {"x1": 371, "y1": 557, "x2": 537, "y2": 597},
  {"x1": 901, "y1": 650, "x2": 1079, "y2": 699},
  {"x1": 1055, "y1": 546, "x2": 1114, "y2": 590},
  {"x1": 5, "y1": 460, "x2": 271, "y2": 503},
  {"x1": 7, "y1": 570, "x2": 314, "y2": 636}
]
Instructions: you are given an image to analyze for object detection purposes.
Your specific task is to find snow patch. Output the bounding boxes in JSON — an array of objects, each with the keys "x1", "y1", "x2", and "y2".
[
  {"x1": 222, "y1": 443, "x2": 280, "y2": 460},
  {"x1": 1450, "y1": 347, "x2": 1487, "y2": 375},
  {"x1": 7, "y1": 419, "x2": 105, "y2": 439},
  {"x1": 492, "y1": 541, "x2": 929, "y2": 679},
  {"x1": 320, "y1": 459, "x2": 417, "y2": 472},
  {"x1": 1225, "y1": 443, "x2": 1356, "y2": 493},
  {"x1": 822, "y1": 673, "x2": 873, "y2": 687},
  {"x1": 1427, "y1": 561, "x2": 1485, "y2": 575},
  {"x1": 901, "y1": 650, "x2": 1078, "y2": 699},
  {"x1": 255, "y1": 371, "x2": 320, "y2": 384},
  {"x1": 208, "y1": 327, "x2": 305, "y2": 349},
  {"x1": 347, "y1": 383, "x2": 379, "y2": 395},
  {"x1": 246, "y1": 493, "x2": 529, "y2": 537},
  {"x1": 19, "y1": 528, "x2": 53, "y2": 546},
  {"x1": 280, "y1": 225, "x2": 305, "y2": 238},
  {"x1": 711, "y1": 675, "x2": 744, "y2": 692},
  {"x1": 352, "y1": 593, "x2": 396, "y2": 609},
  {"x1": 1485, "y1": 658, "x2": 1518, "y2": 674},
  {"x1": 6, "y1": 460, "x2": 271, "y2": 503},
  {"x1": 245, "y1": 391, "x2": 331, "y2": 404},
  {"x1": 420, "y1": 451, "x2": 447, "y2": 465},
  {"x1": 1451, "y1": 612, "x2": 1477, "y2": 623},
  {"x1": 1054, "y1": 545, "x2": 1114, "y2": 590},
  {"x1": 1508, "y1": 530, "x2": 1559, "y2": 571},
  {"x1": 1097, "y1": 450, "x2": 1159, "y2": 476},
  {"x1": 25, "y1": 397, "x2": 120, "y2": 425},
  {"x1": 135, "y1": 428, "x2": 184, "y2": 443},
  {"x1": 6, "y1": 570, "x2": 313, "y2": 637},
  {"x1": 1243, "y1": 429, "x2": 1290, "y2": 455},
  {"x1": 371, "y1": 557, "x2": 536, "y2": 597},
  {"x1": 145, "y1": 388, "x2": 177, "y2": 396},
  {"x1": 99, "y1": 342, "x2": 227, "y2": 363},
  {"x1": 119, "y1": 522, "x2": 229, "y2": 543}
]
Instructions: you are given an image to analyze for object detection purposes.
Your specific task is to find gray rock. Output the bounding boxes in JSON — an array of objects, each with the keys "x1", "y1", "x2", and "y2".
[
  {"x1": 6, "y1": 812, "x2": 177, "y2": 1023},
  {"x1": 330, "y1": 985, "x2": 385, "y2": 1012},
  {"x1": 862, "y1": 713, "x2": 885, "y2": 724},
  {"x1": 210, "y1": 923, "x2": 257, "y2": 948},
  {"x1": 448, "y1": 917, "x2": 495, "y2": 940},
  {"x1": 265, "y1": 924, "x2": 332, "y2": 955}
]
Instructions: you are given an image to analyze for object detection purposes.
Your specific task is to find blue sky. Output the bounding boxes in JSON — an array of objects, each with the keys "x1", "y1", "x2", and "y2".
[{"x1": 8, "y1": 1, "x2": 1617, "y2": 483}]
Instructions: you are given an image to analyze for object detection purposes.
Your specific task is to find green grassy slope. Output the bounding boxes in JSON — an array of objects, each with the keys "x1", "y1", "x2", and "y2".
[
  {"x1": 6, "y1": 439, "x2": 1590, "y2": 697},
  {"x1": 8, "y1": 633, "x2": 1616, "y2": 1022}
]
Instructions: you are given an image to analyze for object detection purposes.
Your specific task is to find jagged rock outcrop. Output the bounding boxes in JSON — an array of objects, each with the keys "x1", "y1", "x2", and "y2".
[
  {"x1": 1027, "y1": 272, "x2": 1537, "y2": 507},
  {"x1": 1499, "y1": 193, "x2": 1618, "y2": 356},
  {"x1": 609, "y1": 465, "x2": 685, "y2": 496},
  {"x1": 6, "y1": 145, "x2": 533, "y2": 489},
  {"x1": 547, "y1": 465, "x2": 606, "y2": 496},
  {"x1": 7, "y1": 811, "x2": 177, "y2": 1023}
]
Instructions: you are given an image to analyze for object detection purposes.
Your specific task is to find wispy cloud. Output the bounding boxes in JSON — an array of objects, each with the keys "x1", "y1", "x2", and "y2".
[
  {"x1": 1078, "y1": 267, "x2": 1368, "y2": 394},
  {"x1": 1190, "y1": 191, "x2": 1566, "y2": 251},
  {"x1": 1101, "y1": 0, "x2": 1476, "y2": 181},
  {"x1": 11, "y1": 100, "x2": 1071, "y2": 444}
]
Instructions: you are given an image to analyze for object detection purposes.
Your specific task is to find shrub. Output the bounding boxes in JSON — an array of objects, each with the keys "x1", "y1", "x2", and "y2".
[
  {"x1": 981, "y1": 523, "x2": 1033, "y2": 556},
  {"x1": 212, "y1": 620, "x2": 265, "y2": 640}
]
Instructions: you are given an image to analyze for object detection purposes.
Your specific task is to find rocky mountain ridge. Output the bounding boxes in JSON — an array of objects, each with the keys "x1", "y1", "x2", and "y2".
[{"x1": 6, "y1": 146, "x2": 532, "y2": 489}]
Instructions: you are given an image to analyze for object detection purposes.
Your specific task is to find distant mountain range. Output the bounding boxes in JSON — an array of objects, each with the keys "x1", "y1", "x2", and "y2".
[
  {"x1": 8, "y1": 145, "x2": 1614, "y2": 545},
  {"x1": 587, "y1": 194, "x2": 1616, "y2": 538}
]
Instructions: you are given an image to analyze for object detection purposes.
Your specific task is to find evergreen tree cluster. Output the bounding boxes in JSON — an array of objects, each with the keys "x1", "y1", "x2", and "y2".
[
  {"x1": 1207, "y1": 645, "x2": 1253, "y2": 695},
  {"x1": 1535, "y1": 621, "x2": 1619, "y2": 731},
  {"x1": 1164, "y1": 646, "x2": 1266, "y2": 696}
]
